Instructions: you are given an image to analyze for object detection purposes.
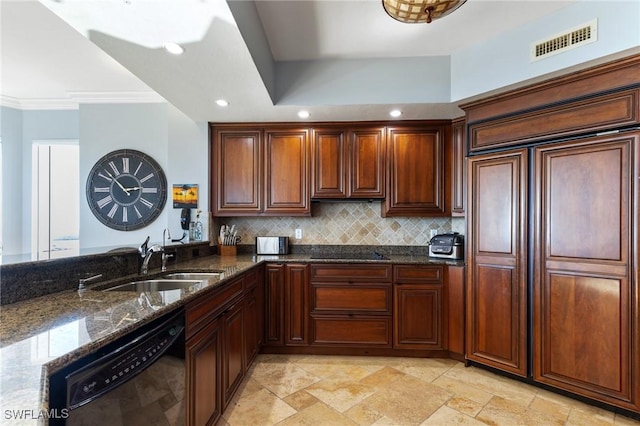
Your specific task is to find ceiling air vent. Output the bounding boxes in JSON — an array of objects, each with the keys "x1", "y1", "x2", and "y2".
[{"x1": 531, "y1": 19, "x2": 597, "y2": 61}]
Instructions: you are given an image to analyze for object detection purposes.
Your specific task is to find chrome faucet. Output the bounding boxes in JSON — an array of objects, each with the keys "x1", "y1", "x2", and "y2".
[
  {"x1": 161, "y1": 228, "x2": 173, "y2": 272},
  {"x1": 139, "y1": 236, "x2": 163, "y2": 275}
]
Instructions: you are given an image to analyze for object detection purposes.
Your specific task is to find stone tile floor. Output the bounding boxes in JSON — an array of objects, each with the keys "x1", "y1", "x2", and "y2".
[{"x1": 220, "y1": 354, "x2": 639, "y2": 426}]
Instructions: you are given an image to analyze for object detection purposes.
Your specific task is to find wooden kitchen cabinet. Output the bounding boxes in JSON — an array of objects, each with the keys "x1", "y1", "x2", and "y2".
[
  {"x1": 311, "y1": 126, "x2": 385, "y2": 199},
  {"x1": 533, "y1": 133, "x2": 640, "y2": 412},
  {"x1": 211, "y1": 127, "x2": 262, "y2": 215},
  {"x1": 466, "y1": 148, "x2": 528, "y2": 377},
  {"x1": 185, "y1": 274, "x2": 244, "y2": 426},
  {"x1": 383, "y1": 123, "x2": 450, "y2": 217},
  {"x1": 185, "y1": 316, "x2": 222, "y2": 426},
  {"x1": 264, "y1": 128, "x2": 311, "y2": 215},
  {"x1": 451, "y1": 117, "x2": 466, "y2": 216},
  {"x1": 310, "y1": 263, "x2": 393, "y2": 347},
  {"x1": 264, "y1": 263, "x2": 310, "y2": 347},
  {"x1": 185, "y1": 268, "x2": 267, "y2": 424},
  {"x1": 264, "y1": 263, "x2": 285, "y2": 346},
  {"x1": 446, "y1": 265, "x2": 465, "y2": 358},
  {"x1": 244, "y1": 267, "x2": 263, "y2": 366},
  {"x1": 285, "y1": 263, "x2": 310, "y2": 345},
  {"x1": 211, "y1": 125, "x2": 311, "y2": 216},
  {"x1": 460, "y1": 55, "x2": 640, "y2": 415},
  {"x1": 222, "y1": 298, "x2": 245, "y2": 409},
  {"x1": 393, "y1": 265, "x2": 445, "y2": 350}
]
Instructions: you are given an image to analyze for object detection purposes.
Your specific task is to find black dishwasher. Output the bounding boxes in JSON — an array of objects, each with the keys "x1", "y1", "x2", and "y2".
[{"x1": 48, "y1": 308, "x2": 185, "y2": 425}]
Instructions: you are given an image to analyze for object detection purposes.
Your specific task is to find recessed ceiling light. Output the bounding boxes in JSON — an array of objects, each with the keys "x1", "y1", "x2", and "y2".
[
  {"x1": 163, "y1": 42, "x2": 185, "y2": 55},
  {"x1": 390, "y1": 109, "x2": 402, "y2": 118},
  {"x1": 216, "y1": 99, "x2": 229, "y2": 107},
  {"x1": 298, "y1": 110, "x2": 310, "y2": 119}
]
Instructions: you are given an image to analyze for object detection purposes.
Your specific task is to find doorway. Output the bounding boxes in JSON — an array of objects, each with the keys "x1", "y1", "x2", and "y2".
[{"x1": 32, "y1": 141, "x2": 79, "y2": 260}]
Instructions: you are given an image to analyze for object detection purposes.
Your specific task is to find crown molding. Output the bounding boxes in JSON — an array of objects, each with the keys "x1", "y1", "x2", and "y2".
[{"x1": 0, "y1": 92, "x2": 166, "y2": 111}]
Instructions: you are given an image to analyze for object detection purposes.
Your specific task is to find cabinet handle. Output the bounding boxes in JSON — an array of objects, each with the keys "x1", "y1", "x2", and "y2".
[{"x1": 224, "y1": 302, "x2": 239, "y2": 315}]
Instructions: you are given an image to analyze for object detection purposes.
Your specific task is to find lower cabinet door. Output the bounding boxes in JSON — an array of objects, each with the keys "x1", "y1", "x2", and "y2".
[
  {"x1": 264, "y1": 264, "x2": 285, "y2": 346},
  {"x1": 244, "y1": 287, "x2": 259, "y2": 366},
  {"x1": 285, "y1": 263, "x2": 310, "y2": 345},
  {"x1": 394, "y1": 284, "x2": 444, "y2": 350},
  {"x1": 223, "y1": 299, "x2": 245, "y2": 408},
  {"x1": 185, "y1": 317, "x2": 222, "y2": 426}
]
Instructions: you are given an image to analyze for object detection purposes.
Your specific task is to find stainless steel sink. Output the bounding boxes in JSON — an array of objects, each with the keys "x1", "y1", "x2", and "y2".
[
  {"x1": 104, "y1": 279, "x2": 203, "y2": 292},
  {"x1": 162, "y1": 272, "x2": 224, "y2": 280}
]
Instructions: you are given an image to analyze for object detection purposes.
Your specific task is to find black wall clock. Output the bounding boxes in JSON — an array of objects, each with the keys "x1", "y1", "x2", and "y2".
[{"x1": 86, "y1": 149, "x2": 167, "y2": 231}]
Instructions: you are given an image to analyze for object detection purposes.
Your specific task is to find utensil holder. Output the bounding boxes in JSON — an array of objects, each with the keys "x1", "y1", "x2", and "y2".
[{"x1": 218, "y1": 245, "x2": 237, "y2": 256}]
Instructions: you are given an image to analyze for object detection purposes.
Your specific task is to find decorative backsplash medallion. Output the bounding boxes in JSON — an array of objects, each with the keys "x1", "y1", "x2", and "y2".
[{"x1": 219, "y1": 201, "x2": 465, "y2": 246}]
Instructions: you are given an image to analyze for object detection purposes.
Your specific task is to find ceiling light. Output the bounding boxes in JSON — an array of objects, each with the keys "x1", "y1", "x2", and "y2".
[
  {"x1": 298, "y1": 110, "x2": 310, "y2": 119},
  {"x1": 390, "y1": 109, "x2": 402, "y2": 118},
  {"x1": 216, "y1": 99, "x2": 229, "y2": 107},
  {"x1": 163, "y1": 42, "x2": 185, "y2": 55},
  {"x1": 382, "y1": 0, "x2": 467, "y2": 24}
]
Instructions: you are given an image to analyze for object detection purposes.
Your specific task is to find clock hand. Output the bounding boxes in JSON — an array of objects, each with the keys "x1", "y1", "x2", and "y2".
[
  {"x1": 123, "y1": 186, "x2": 142, "y2": 191},
  {"x1": 106, "y1": 170, "x2": 130, "y2": 195}
]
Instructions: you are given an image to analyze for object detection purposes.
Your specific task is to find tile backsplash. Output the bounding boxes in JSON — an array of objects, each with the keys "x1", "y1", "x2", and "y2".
[{"x1": 218, "y1": 201, "x2": 465, "y2": 246}]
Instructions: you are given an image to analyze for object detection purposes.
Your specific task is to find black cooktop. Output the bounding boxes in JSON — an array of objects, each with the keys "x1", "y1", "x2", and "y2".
[{"x1": 310, "y1": 252, "x2": 389, "y2": 261}]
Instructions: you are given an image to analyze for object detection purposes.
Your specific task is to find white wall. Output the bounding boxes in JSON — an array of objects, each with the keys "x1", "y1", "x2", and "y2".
[
  {"x1": 79, "y1": 102, "x2": 209, "y2": 248},
  {"x1": 167, "y1": 104, "x2": 209, "y2": 242},
  {"x1": 276, "y1": 56, "x2": 451, "y2": 105},
  {"x1": 0, "y1": 107, "x2": 80, "y2": 256},
  {"x1": 0, "y1": 107, "x2": 24, "y2": 255},
  {"x1": 1, "y1": 102, "x2": 209, "y2": 259},
  {"x1": 451, "y1": 0, "x2": 640, "y2": 101}
]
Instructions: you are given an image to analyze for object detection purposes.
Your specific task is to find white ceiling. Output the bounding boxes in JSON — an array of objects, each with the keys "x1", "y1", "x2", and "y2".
[{"x1": 0, "y1": 0, "x2": 599, "y2": 122}]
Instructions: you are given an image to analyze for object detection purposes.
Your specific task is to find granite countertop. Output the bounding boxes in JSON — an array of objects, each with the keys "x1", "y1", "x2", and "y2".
[{"x1": 0, "y1": 253, "x2": 462, "y2": 424}]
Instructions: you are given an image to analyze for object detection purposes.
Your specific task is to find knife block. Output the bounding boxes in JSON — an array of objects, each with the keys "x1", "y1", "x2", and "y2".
[{"x1": 218, "y1": 245, "x2": 237, "y2": 256}]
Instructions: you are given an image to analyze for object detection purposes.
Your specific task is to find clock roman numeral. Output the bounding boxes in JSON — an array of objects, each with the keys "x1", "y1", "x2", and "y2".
[
  {"x1": 139, "y1": 198, "x2": 154, "y2": 208},
  {"x1": 108, "y1": 161, "x2": 120, "y2": 176},
  {"x1": 122, "y1": 207, "x2": 128, "y2": 222},
  {"x1": 94, "y1": 187, "x2": 110, "y2": 193},
  {"x1": 134, "y1": 206, "x2": 143, "y2": 219},
  {"x1": 133, "y1": 162, "x2": 143, "y2": 176},
  {"x1": 97, "y1": 195, "x2": 113, "y2": 209},
  {"x1": 140, "y1": 173, "x2": 154, "y2": 183},
  {"x1": 141, "y1": 187, "x2": 157, "y2": 193},
  {"x1": 107, "y1": 204, "x2": 119, "y2": 219},
  {"x1": 122, "y1": 157, "x2": 130, "y2": 174},
  {"x1": 98, "y1": 172, "x2": 112, "y2": 182}
]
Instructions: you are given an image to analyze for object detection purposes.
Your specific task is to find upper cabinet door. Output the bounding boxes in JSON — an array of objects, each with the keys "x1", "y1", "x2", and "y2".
[
  {"x1": 348, "y1": 127, "x2": 386, "y2": 198},
  {"x1": 264, "y1": 128, "x2": 311, "y2": 215},
  {"x1": 311, "y1": 128, "x2": 347, "y2": 198},
  {"x1": 212, "y1": 128, "x2": 262, "y2": 215},
  {"x1": 311, "y1": 126, "x2": 385, "y2": 199},
  {"x1": 383, "y1": 125, "x2": 450, "y2": 217}
]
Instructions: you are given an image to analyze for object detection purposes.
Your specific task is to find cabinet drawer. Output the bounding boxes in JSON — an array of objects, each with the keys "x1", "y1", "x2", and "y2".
[
  {"x1": 186, "y1": 276, "x2": 244, "y2": 339},
  {"x1": 311, "y1": 283, "x2": 392, "y2": 314},
  {"x1": 310, "y1": 264, "x2": 392, "y2": 282},
  {"x1": 393, "y1": 265, "x2": 444, "y2": 283},
  {"x1": 312, "y1": 316, "x2": 392, "y2": 346}
]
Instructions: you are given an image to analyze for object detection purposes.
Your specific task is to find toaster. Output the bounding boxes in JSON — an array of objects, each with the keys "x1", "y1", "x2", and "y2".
[
  {"x1": 428, "y1": 233, "x2": 464, "y2": 260},
  {"x1": 256, "y1": 236, "x2": 289, "y2": 255}
]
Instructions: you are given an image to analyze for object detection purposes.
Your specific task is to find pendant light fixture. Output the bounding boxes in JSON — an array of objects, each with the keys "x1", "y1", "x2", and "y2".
[{"x1": 382, "y1": 0, "x2": 467, "y2": 24}]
